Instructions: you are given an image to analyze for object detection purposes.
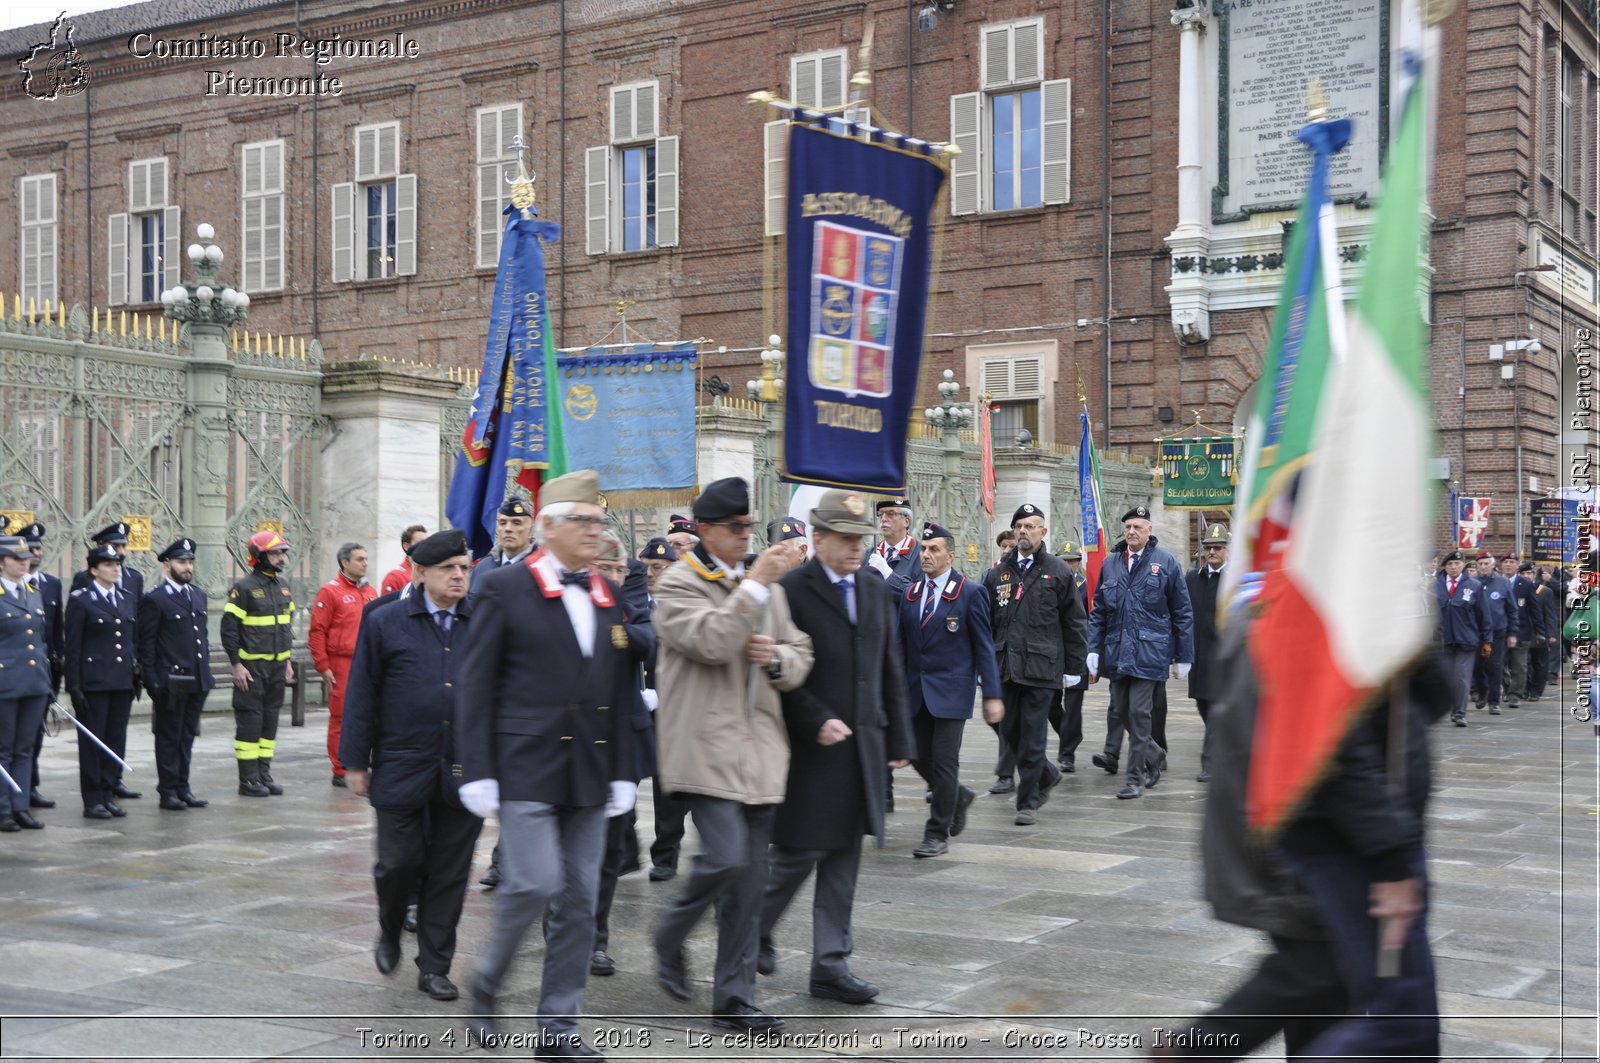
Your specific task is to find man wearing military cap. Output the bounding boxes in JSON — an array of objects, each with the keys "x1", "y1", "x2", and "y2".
[
  {"x1": 1086, "y1": 506, "x2": 1194, "y2": 800},
  {"x1": 469, "y1": 497, "x2": 535, "y2": 594},
  {"x1": 0, "y1": 535, "x2": 52, "y2": 830},
  {"x1": 1434, "y1": 549, "x2": 1490, "y2": 726},
  {"x1": 65, "y1": 544, "x2": 140, "y2": 818},
  {"x1": 665, "y1": 515, "x2": 699, "y2": 558},
  {"x1": 20, "y1": 521, "x2": 63, "y2": 810},
  {"x1": 454, "y1": 470, "x2": 642, "y2": 1056},
  {"x1": 652, "y1": 476, "x2": 812, "y2": 1033},
  {"x1": 638, "y1": 537, "x2": 678, "y2": 595},
  {"x1": 135, "y1": 539, "x2": 214, "y2": 811},
  {"x1": 863, "y1": 499, "x2": 920, "y2": 594},
  {"x1": 1184, "y1": 524, "x2": 1231, "y2": 782},
  {"x1": 766, "y1": 518, "x2": 809, "y2": 563},
  {"x1": 1470, "y1": 549, "x2": 1517, "y2": 715},
  {"x1": 982, "y1": 503, "x2": 1088, "y2": 824}
]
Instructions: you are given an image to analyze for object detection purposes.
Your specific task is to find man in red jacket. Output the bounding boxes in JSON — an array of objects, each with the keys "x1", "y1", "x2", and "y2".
[
  {"x1": 380, "y1": 525, "x2": 428, "y2": 595},
  {"x1": 311, "y1": 542, "x2": 377, "y2": 787}
]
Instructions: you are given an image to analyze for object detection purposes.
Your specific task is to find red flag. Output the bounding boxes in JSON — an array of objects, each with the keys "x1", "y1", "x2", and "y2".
[{"x1": 980, "y1": 397, "x2": 996, "y2": 517}]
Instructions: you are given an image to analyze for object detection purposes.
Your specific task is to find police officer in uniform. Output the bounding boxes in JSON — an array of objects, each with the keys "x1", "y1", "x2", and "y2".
[
  {"x1": 21, "y1": 522, "x2": 62, "y2": 810},
  {"x1": 0, "y1": 535, "x2": 52, "y2": 830},
  {"x1": 72, "y1": 522, "x2": 145, "y2": 801},
  {"x1": 469, "y1": 498, "x2": 535, "y2": 594},
  {"x1": 65, "y1": 544, "x2": 139, "y2": 819},
  {"x1": 1184, "y1": 523, "x2": 1231, "y2": 782},
  {"x1": 136, "y1": 538, "x2": 213, "y2": 810},
  {"x1": 221, "y1": 530, "x2": 296, "y2": 797},
  {"x1": 1434, "y1": 550, "x2": 1489, "y2": 727}
]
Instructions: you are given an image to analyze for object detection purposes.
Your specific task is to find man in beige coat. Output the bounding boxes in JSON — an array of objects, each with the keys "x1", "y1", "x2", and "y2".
[{"x1": 651, "y1": 477, "x2": 813, "y2": 1035}]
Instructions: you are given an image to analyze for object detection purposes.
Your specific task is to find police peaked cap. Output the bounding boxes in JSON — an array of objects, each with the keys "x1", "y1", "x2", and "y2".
[
  {"x1": 1011, "y1": 503, "x2": 1044, "y2": 526},
  {"x1": 921, "y1": 522, "x2": 954, "y2": 542},
  {"x1": 157, "y1": 538, "x2": 196, "y2": 561},
  {"x1": 91, "y1": 521, "x2": 130, "y2": 545},
  {"x1": 692, "y1": 478, "x2": 750, "y2": 521},
  {"x1": 638, "y1": 537, "x2": 677, "y2": 560},
  {"x1": 1121, "y1": 506, "x2": 1152, "y2": 523},
  {"x1": 19, "y1": 521, "x2": 45, "y2": 545},
  {"x1": 767, "y1": 519, "x2": 807, "y2": 543},
  {"x1": 87, "y1": 544, "x2": 121, "y2": 567},
  {"x1": 410, "y1": 529, "x2": 470, "y2": 567}
]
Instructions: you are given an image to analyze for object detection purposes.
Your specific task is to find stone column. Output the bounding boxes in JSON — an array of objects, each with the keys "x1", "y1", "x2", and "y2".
[
  {"x1": 183, "y1": 322, "x2": 236, "y2": 612},
  {"x1": 696, "y1": 404, "x2": 765, "y2": 493},
  {"x1": 1165, "y1": 1, "x2": 1213, "y2": 345},
  {"x1": 992, "y1": 448, "x2": 1062, "y2": 545},
  {"x1": 320, "y1": 363, "x2": 464, "y2": 578}
]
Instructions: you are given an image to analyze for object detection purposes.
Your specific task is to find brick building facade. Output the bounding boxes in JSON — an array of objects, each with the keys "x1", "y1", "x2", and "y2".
[{"x1": 1, "y1": 0, "x2": 1595, "y2": 551}]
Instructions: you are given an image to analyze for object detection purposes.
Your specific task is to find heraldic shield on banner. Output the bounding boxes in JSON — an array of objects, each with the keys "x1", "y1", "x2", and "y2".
[{"x1": 810, "y1": 220, "x2": 905, "y2": 399}]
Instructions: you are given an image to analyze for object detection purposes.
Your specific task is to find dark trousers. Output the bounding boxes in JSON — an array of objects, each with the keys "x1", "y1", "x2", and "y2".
[
  {"x1": 1151, "y1": 681, "x2": 1170, "y2": 754},
  {"x1": 74, "y1": 689, "x2": 132, "y2": 808},
  {"x1": 654, "y1": 797, "x2": 774, "y2": 1011},
  {"x1": 997, "y1": 682, "x2": 1058, "y2": 811},
  {"x1": 1473, "y1": 634, "x2": 1506, "y2": 706},
  {"x1": 375, "y1": 800, "x2": 483, "y2": 974},
  {"x1": 594, "y1": 809, "x2": 640, "y2": 951},
  {"x1": 1526, "y1": 641, "x2": 1550, "y2": 697},
  {"x1": 995, "y1": 685, "x2": 1084, "y2": 776},
  {"x1": 232, "y1": 661, "x2": 286, "y2": 746},
  {"x1": 910, "y1": 707, "x2": 967, "y2": 842},
  {"x1": 1194, "y1": 697, "x2": 1214, "y2": 773},
  {"x1": 30, "y1": 717, "x2": 45, "y2": 788},
  {"x1": 1445, "y1": 646, "x2": 1476, "y2": 722},
  {"x1": 0, "y1": 695, "x2": 48, "y2": 816},
  {"x1": 1503, "y1": 642, "x2": 1529, "y2": 704},
  {"x1": 649, "y1": 777, "x2": 690, "y2": 871},
  {"x1": 1174, "y1": 933, "x2": 1348, "y2": 1059},
  {"x1": 759, "y1": 841, "x2": 862, "y2": 982},
  {"x1": 1103, "y1": 676, "x2": 1158, "y2": 786},
  {"x1": 150, "y1": 688, "x2": 205, "y2": 798}
]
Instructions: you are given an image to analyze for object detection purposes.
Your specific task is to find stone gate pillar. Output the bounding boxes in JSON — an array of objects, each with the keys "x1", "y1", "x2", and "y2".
[
  {"x1": 183, "y1": 322, "x2": 235, "y2": 611},
  {"x1": 992, "y1": 448, "x2": 1062, "y2": 548}
]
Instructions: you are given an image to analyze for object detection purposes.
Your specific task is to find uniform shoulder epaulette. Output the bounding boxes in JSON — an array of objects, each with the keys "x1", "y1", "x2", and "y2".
[{"x1": 70, "y1": 587, "x2": 89, "y2": 598}]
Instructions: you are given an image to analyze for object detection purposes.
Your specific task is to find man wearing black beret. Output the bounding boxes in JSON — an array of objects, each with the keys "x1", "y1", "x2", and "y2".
[
  {"x1": 766, "y1": 518, "x2": 809, "y2": 563},
  {"x1": 136, "y1": 538, "x2": 214, "y2": 811},
  {"x1": 470, "y1": 498, "x2": 536, "y2": 594},
  {"x1": 1433, "y1": 549, "x2": 1490, "y2": 726}
]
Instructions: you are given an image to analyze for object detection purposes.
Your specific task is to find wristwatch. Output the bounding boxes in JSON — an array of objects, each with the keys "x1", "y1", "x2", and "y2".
[{"x1": 765, "y1": 659, "x2": 783, "y2": 681}]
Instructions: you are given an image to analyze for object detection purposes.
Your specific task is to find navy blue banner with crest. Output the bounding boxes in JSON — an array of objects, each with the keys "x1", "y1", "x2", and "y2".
[{"x1": 783, "y1": 121, "x2": 946, "y2": 492}]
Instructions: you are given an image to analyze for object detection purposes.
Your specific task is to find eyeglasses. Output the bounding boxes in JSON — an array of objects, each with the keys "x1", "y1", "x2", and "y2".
[
  {"x1": 705, "y1": 520, "x2": 755, "y2": 532},
  {"x1": 1203, "y1": 545, "x2": 1226, "y2": 551},
  {"x1": 556, "y1": 515, "x2": 608, "y2": 528}
]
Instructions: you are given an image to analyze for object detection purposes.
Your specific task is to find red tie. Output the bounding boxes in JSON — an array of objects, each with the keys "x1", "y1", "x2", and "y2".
[{"x1": 1448, "y1": 578, "x2": 1456, "y2": 596}]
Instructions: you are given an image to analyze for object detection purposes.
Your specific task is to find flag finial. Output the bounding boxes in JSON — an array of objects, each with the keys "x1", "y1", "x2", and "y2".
[{"x1": 507, "y1": 133, "x2": 536, "y2": 219}]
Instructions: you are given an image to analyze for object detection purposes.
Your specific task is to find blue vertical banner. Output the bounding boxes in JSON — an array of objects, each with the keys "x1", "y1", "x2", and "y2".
[
  {"x1": 783, "y1": 121, "x2": 946, "y2": 492},
  {"x1": 555, "y1": 344, "x2": 699, "y2": 507}
]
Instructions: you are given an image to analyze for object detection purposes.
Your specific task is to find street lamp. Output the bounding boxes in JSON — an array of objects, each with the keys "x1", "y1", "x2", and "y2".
[
  {"x1": 924, "y1": 369, "x2": 973, "y2": 528},
  {"x1": 161, "y1": 222, "x2": 250, "y2": 330},
  {"x1": 745, "y1": 335, "x2": 786, "y2": 404}
]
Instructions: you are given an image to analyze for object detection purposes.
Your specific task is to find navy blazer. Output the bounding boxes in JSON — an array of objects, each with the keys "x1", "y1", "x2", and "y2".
[
  {"x1": 1434, "y1": 572, "x2": 1488, "y2": 649},
  {"x1": 0, "y1": 581, "x2": 53, "y2": 698},
  {"x1": 899, "y1": 569, "x2": 1001, "y2": 719},
  {"x1": 136, "y1": 580, "x2": 215, "y2": 694},
  {"x1": 64, "y1": 584, "x2": 138, "y2": 692}
]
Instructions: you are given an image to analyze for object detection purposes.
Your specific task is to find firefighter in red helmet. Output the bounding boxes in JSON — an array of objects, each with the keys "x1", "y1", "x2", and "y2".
[{"x1": 220, "y1": 530, "x2": 296, "y2": 797}]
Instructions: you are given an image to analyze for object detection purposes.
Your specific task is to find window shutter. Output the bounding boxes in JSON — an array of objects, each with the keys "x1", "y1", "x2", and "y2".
[
  {"x1": 792, "y1": 56, "x2": 818, "y2": 108},
  {"x1": 331, "y1": 182, "x2": 354, "y2": 282},
  {"x1": 655, "y1": 135, "x2": 679, "y2": 248},
  {"x1": 585, "y1": 145, "x2": 610, "y2": 254},
  {"x1": 950, "y1": 92, "x2": 983, "y2": 215},
  {"x1": 635, "y1": 82, "x2": 658, "y2": 140},
  {"x1": 479, "y1": 164, "x2": 504, "y2": 266},
  {"x1": 477, "y1": 108, "x2": 498, "y2": 163},
  {"x1": 21, "y1": 177, "x2": 39, "y2": 225},
  {"x1": 378, "y1": 124, "x2": 399, "y2": 179},
  {"x1": 819, "y1": 51, "x2": 846, "y2": 110},
  {"x1": 243, "y1": 144, "x2": 263, "y2": 196},
  {"x1": 262, "y1": 194, "x2": 282, "y2": 290},
  {"x1": 150, "y1": 159, "x2": 168, "y2": 208},
  {"x1": 163, "y1": 205, "x2": 181, "y2": 290},
  {"x1": 1012, "y1": 357, "x2": 1043, "y2": 394},
  {"x1": 981, "y1": 26, "x2": 1012, "y2": 91},
  {"x1": 1040, "y1": 78, "x2": 1071, "y2": 204},
  {"x1": 979, "y1": 359, "x2": 1010, "y2": 395},
  {"x1": 108, "y1": 212, "x2": 129, "y2": 305},
  {"x1": 356, "y1": 126, "x2": 394, "y2": 181},
  {"x1": 243, "y1": 198, "x2": 262, "y2": 291},
  {"x1": 1013, "y1": 21, "x2": 1043, "y2": 85},
  {"x1": 39, "y1": 174, "x2": 56, "y2": 223},
  {"x1": 764, "y1": 120, "x2": 788, "y2": 237},
  {"x1": 500, "y1": 105, "x2": 521, "y2": 159},
  {"x1": 130, "y1": 161, "x2": 151, "y2": 213},
  {"x1": 611, "y1": 86, "x2": 635, "y2": 143},
  {"x1": 1542, "y1": 42, "x2": 1559, "y2": 176},
  {"x1": 395, "y1": 174, "x2": 417, "y2": 276}
]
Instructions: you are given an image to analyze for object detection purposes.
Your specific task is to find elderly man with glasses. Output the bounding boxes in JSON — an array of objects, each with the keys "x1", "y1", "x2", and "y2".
[{"x1": 1182, "y1": 524, "x2": 1231, "y2": 783}]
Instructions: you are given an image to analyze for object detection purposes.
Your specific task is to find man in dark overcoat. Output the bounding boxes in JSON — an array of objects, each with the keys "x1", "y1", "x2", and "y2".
[
  {"x1": 341, "y1": 529, "x2": 482, "y2": 1004},
  {"x1": 757, "y1": 490, "x2": 914, "y2": 1006},
  {"x1": 1184, "y1": 523, "x2": 1230, "y2": 782},
  {"x1": 454, "y1": 472, "x2": 638, "y2": 1059},
  {"x1": 136, "y1": 538, "x2": 214, "y2": 810}
]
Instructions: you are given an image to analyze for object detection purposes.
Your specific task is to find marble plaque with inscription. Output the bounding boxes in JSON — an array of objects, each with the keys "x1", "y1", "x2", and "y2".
[{"x1": 1220, "y1": 0, "x2": 1384, "y2": 218}]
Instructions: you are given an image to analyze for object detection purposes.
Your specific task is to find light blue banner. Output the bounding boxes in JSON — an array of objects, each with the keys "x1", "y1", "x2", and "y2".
[{"x1": 555, "y1": 344, "x2": 698, "y2": 502}]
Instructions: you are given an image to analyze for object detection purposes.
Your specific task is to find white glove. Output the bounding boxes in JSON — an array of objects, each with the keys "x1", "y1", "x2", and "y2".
[
  {"x1": 641, "y1": 688, "x2": 659, "y2": 712},
  {"x1": 865, "y1": 552, "x2": 892, "y2": 578},
  {"x1": 1173, "y1": 662, "x2": 1192, "y2": 680},
  {"x1": 459, "y1": 778, "x2": 499, "y2": 819},
  {"x1": 1086, "y1": 653, "x2": 1099, "y2": 677},
  {"x1": 606, "y1": 780, "x2": 638, "y2": 818},
  {"x1": 1062, "y1": 674, "x2": 1082, "y2": 689}
]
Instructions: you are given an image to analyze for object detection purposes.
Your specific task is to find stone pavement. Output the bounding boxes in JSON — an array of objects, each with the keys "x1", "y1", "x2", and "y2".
[{"x1": 0, "y1": 686, "x2": 1595, "y2": 1061}]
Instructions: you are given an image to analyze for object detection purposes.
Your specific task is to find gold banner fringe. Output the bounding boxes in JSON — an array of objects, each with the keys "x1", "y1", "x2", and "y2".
[{"x1": 605, "y1": 488, "x2": 697, "y2": 509}]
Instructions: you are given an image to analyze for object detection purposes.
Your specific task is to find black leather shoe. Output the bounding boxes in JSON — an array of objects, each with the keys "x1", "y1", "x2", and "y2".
[
  {"x1": 757, "y1": 939, "x2": 777, "y2": 976},
  {"x1": 912, "y1": 838, "x2": 948, "y2": 858},
  {"x1": 656, "y1": 947, "x2": 691, "y2": 1001},
  {"x1": 479, "y1": 862, "x2": 502, "y2": 890},
  {"x1": 950, "y1": 787, "x2": 976, "y2": 836},
  {"x1": 332, "y1": 774, "x2": 348, "y2": 788},
  {"x1": 1145, "y1": 757, "x2": 1164, "y2": 789},
  {"x1": 1059, "y1": 757, "x2": 1076, "y2": 773},
  {"x1": 1037, "y1": 766, "x2": 1062, "y2": 807},
  {"x1": 0, "y1": 816, "x2": 19, "y2": 832},
  {"x1": 403, "y1": 904, "x2": 418, "y2": 934},
  {"x1": 712, "y1": 1000, "x2": 784, "y2": 1033},
  {"x1": 534, "y1": 1037, "x2": 603, "y2": 1061},
  {"x1": 810, "y1": 973, "x2": 879, "y2": 1004},
  {"x1": 159, "y1": 795, "x2": 188, "y2": 810},
  {"x1": 113, "y1": 781, "x2": 141, "y2": 800},
  {"x1": 648, "y1": 864, "x2": 676, "y2": 882},
  {"x1": 467, "y1": 979, "x2": 497, "y2": 1045},
  {"x1": 1453, "y1": 717, "x2": 1467, "y2": 727},
  {"x1": 180, "y1": 792, "x2": 209, "y2": 808},
  {"x1": 987, "y1": 776, "x2": 1013, "y2": 795},
  {"x1": 83, "y1": 804, "x2": 112, "y2": 820},
  {"x1": 1092, "y1": 753, "x2": 1119, "y2": 775},
  {"x1": 589, "y1": 949, "x2": 615, "y2": 976},
  {"x1": 104, "y1": 801, "x2": 126, "y2": 818},
  {"x1": 417, "y1": 971, "x2": 458, "y2": 1001},
  {"x1": 375, "y1": 935, "x2": 401, "y2": 975},
  {"x1": 1117, "y1": 783, "x2": 1142, "y2": 800},
  {"x1": 12, "y1": 810, "x2": 43, "y2": 830},
  {"x1": 29, "y1": 788, "x2": 55, "y2": 809}
]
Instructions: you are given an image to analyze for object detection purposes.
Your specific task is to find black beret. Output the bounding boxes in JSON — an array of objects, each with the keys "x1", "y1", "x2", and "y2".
[
  {"x1": 1442, "y1": 549, "x2": 1464, "y2": 563},
  {"x1": 875, "y1": 499, "x2": 911, "y2": 514},
  {"x1": 667, "y1": 514, "x2": 697, "y2": 536},
  {"x1": 692, "y1": 477, "x2": 750, "y2": 521},
  {"x1": 1122, "y1": 506, "x2": 1152, "y2": 523},
  {"x1": 497, "y1": 497, "x2": 533, "y2": 519},
  {"x1": 638, "y1": 537, "x2": 677, "y2": 561},
  {"x1": 91, "y1": 521, "x2": 130, "y2": 545},
  {"x1": 411, "y1": 529, "x2": 470, "y2": 567},
  {"x1": 1518, "y1": 561, "x2": 1535, "y2": 573},
  {"x1": 1011, "y1": 503, "x2": 1043, "y2": 526},
  {"x1": 766, "y1": 518, "x2": 807, "y2": 543},
  {"x1": 921, "y1": 521, "x2": 953, "y2": 542},
  {"x1": 87, "y1": 544, "x2": 122, "y2": 567},
  {"x1": 157, "y1": 538, "x2": 196, "y2": 561},
  {"x1": 19, "y1": 521, "x2": 45, "y2": 545}
]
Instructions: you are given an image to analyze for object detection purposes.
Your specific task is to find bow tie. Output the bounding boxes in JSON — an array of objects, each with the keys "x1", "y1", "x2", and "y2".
[{"x1": 560, "y1": 569, "x2": 592, "y2": 587}]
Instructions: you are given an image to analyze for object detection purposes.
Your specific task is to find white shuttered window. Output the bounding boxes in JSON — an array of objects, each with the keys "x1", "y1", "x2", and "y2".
[
  {"x1": 954, "y1": 19, "x2": 1069, "y2": 216},
  {"x1": 791, "y1": 49, "x2": 848, "y2": 111},
  {"x1": 19, "y1": 173, "x2": 57, "y2": 306},
  {"x1": 477, "y1": 103, "x2": 523, "y2": 267},
  {"x1": 110, "y1": 158, "x2": 177, "y2": 305},
  {"x1": 334, "y1": 122, "x2": 416, "y2": 281},
  {"x1": 241, "y1": 140, "x2": 284, "y2": 292},
  {"x1": 588, "y1": 80, "x2": 679, "y2": 254}
]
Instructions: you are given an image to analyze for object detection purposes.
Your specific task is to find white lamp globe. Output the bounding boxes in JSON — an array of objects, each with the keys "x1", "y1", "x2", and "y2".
[
  {"x1": 195, "y1": 285, "x2": 213, "y2": 303},
  {"x1": 196, "y1": 223, "x2": 215, "y2": 241},
  {"x1": 205, "y1": 245, "x2": 223, "y2": 264}
]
